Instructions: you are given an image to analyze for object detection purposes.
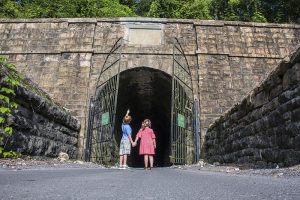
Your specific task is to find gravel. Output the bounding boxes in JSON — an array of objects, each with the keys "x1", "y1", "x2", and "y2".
[
  {"x1": 1, "y1": 157, "x2": 300, "y2": 179},
  {"x1": 0, "y1": 156, "x2": 105, "y2": 170},
  {"x1": 174, "y1": 161, "x2": 300, "y2": 178}
]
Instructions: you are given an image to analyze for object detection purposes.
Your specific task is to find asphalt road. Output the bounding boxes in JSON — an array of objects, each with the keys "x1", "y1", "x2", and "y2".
[{"x1": 0, "y1": 167, "x2": 299, "y2": 200}]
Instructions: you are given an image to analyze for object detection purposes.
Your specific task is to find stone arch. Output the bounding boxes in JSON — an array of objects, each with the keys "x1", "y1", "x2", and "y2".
[
  {"x1": 114, "y1": 66, "x2": 172, "y2": 167},
  {"x1": 86, "y1": 37, "x2": 197, "y2": 166}
]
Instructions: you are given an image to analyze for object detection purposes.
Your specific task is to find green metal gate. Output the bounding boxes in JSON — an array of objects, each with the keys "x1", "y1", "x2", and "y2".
[
  {"x1": 85, "y1": 38, "x2": 123, "y2": 164},
  {"x1": 170, "y1": 38, "x2": 194, "y2": 165}
]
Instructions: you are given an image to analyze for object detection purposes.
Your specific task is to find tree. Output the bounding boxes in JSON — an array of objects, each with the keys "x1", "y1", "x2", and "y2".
[
  {"x1": 211, "y1": 0, "x2": 267, "y2": 22},
  {"x1": 147, "y1": 0, "x2": 181, "y2": 18},
  {"x1": 0, "y1": 0, "x2": 22, "y2": 18},
  {"x1": 134, "y1": 0, "x2": 154, "y2": 16},
  {"x1": 260, "y1": 0, "x2": 300, "y2": 23},
  {"x1": 119, "y1": 0, "x2": 135, "y2": 8},
  {"x1": 179, "y1": 0, "x2": 212, "y2": 19},
  {"x1": 18, "y1": 0, "x2": 78, "y2": 18},
  {"x1": 210, "y1": 0, "x2": 228, "y2": 20},
  {"x1": 224, "y1": 0, "x2": 240, "y2": 21},
  {"x1": 0, "y1": 0, "x2": 136, "y2": 18},
  {"x1": 0, "y1": 0, "x2": 299, "y2": 24},
  {"x1": 147, "y1": 0, "x2": 212, "y2": 19}
]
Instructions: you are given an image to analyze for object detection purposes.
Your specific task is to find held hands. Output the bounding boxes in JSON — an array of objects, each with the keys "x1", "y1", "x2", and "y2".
[{"x1": 132, "y1": 141, "x2": 137, "y2": 147}]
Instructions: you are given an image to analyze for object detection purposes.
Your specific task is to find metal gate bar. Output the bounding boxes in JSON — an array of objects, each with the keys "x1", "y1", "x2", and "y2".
[
  {"x1": 171, "y1": 38, "x2": 195, "y2": 165},
  {"x1": 85, "y1": 38, "x2": 123, "y2": 165}
]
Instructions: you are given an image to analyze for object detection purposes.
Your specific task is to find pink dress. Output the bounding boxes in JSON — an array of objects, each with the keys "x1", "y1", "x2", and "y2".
[{"x1": 136, "y1": 127, "x2": 156, "y2": 155}]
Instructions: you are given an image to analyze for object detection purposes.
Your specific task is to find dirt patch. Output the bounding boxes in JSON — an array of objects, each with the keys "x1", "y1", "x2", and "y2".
[
  {"x1": 0, "y1": 156, "x2": 104, "y2": 170},
  {"x1": 173, "y1": 161, "x2": 300, "y2": 178}
]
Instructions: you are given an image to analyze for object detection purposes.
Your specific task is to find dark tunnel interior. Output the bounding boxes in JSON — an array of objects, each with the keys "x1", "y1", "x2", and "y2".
[{"x1": 115, "y1": 67, "x2": 172, "y2": 167}]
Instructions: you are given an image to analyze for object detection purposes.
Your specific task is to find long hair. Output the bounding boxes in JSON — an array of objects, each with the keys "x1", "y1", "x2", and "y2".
[{"x1": 143, "y1": 119, "x2": 151, "y2": 130}]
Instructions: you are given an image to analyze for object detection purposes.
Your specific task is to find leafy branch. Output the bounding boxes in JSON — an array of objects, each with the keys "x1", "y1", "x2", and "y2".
[{"x1": 0, "y1": 56, "x2": 22, "y2": 158}]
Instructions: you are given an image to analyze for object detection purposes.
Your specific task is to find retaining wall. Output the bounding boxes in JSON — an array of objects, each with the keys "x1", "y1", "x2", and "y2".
[
  {"x1": 0, "y1": 69, "x2": 80, "y2": 158},
  {"x1": 204, "y1": 47, "x2": 300, "y2": 167}
]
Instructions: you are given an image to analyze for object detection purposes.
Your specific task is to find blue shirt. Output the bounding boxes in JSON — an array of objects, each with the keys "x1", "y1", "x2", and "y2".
[{"x1": 121, "y1": 123, "x2": 132, "y2": 140}]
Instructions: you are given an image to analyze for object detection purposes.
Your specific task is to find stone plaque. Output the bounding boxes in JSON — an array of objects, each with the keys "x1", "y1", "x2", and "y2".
[
  {"x1": 177, "y1": 113, "x2": 185, "y2": 128},
  {"x1": 129, "y1": 28, "x2": 162, "y2": 45},
  {"x1": 101, "y1": 112, "x2": 109, "y2": 126}
]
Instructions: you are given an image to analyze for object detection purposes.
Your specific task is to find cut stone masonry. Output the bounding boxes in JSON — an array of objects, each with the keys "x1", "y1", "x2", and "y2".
[{"x1": 0, "y1": 18, "x2": 299, "y2": 160}]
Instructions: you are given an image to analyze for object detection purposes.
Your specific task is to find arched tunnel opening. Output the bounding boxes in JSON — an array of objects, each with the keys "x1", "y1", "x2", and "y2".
[{"x1": 114, "y1": 67, "x2": 172, "y2": 167}]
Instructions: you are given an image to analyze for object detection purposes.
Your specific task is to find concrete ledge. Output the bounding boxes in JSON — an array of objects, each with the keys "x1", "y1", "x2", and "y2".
[
  {"x1": 194, "y1": 20, "x2": 300, "y2": 29},
  {"x1": 0, "y1": 18, "x2": 298, "y2": 28}
]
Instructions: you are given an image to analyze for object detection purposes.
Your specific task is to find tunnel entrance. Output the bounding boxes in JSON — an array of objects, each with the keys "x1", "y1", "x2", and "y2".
[
  {"x1": 85, "y1": 38, "x2": 198, "y2": 166},
  {"x1": 114, "y1": 67, "x2": 172, "y2": 167}
]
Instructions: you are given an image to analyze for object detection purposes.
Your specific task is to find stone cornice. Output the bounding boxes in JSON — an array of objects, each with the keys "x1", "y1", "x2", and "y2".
[
  {"x1": 194, "y1": 20, "x2": 300, "y2": 28},
  {"x1": 195, "y1": 50, "x2": 283, "y2": 59},
  {"x1": 0, "y1": 18, "x2": 299, "y2": 28}
]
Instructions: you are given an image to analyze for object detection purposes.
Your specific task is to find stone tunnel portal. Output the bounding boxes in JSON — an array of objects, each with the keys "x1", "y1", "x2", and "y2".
[{"x1": 114, "y1": 67, "x2": 172, "y2": 167}]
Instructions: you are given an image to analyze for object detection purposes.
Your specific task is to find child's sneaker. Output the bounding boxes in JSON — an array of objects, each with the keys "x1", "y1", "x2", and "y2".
[{"x1": 118, "y1": 165, "x2": 125, "y2": 169}]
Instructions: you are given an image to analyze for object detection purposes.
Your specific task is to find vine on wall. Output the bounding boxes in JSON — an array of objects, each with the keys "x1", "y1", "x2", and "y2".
[{"x1": 0, "y1": 56, "x2": 23, "y2": 158}]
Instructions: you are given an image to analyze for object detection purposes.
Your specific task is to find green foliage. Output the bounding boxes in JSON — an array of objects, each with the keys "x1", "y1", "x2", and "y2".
[
  {"x1": 211, "y1": 0, "x2": 277, "y2": 23},
  {"x1": 0, "y1": 0, "x2": 22, "y2": 18},
  {"x1": 4, "y1": 127, "x2": 13, "y2": 135},
  {"x1": 3, "y1": 150, "x2": 20, "y2": 158},
  {"x1": 0, "y1": 107, "x2": 11, "y2": 114},
  {"x1": 179, "y1": 0, "x2": 212, "y2": 19},
  {"x1": 0, "y1": 0, "x2": 298, "y2": 23},
  {"x1": 260, "y1": 0, "x2": 300, "y2": 23},
  {"x1": 147, "y1": 0, "x2": 212, "y2": 19},
  {"x1": 223, "y1": 0, "x2": 240, "y2": 21},
  {"x1": 147, "y1": 0, "x2": 180, "y2": 18},
  {"x1": 0, "y1": 94, "x2": 10, "y2": 104},
  {"x1": 0, "y1": 0, "x2": 136, "y2": 18},
  {"x1": 119, "y1": 0, "x2": 135, "y2": 8},
  {"x1": 1, "y1": 87, "x2": 15, "y2": 95},
  {"x1": 251, "y1": 11, "x2": 267, "y2": 23},
  {"x1": 133, "y1": 0, "x2": 154, "y2": 16},
  {"x1": 95, "y1": 1, "x2": 136, "y2": 17},
  {"x1": 0, "y1": 56, "x2": 22, "y2": 158}
]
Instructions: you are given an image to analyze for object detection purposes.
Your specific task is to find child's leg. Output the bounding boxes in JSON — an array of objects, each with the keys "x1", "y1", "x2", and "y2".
[
  {"x1": 144, "y1": 155, "x2": 149, "y2": 169},
  {"x1": 149, "y1": 155, "x2": 154, "y2": 168},
  {"x1": 123, "y1": 154, "x2": 128, "y2": 166},
  {"x1": 119, "y1": 155, "x2": 124, "y2": 167}
]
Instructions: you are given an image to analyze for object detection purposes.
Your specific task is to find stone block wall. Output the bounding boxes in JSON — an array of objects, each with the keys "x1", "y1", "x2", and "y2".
[
  {"x1": 204, "y1": 47, "x2": 300, "y2": 167},
  {"x1": 0, "y1": 19, "x2": 95, "y2": 158},
  {"x1": 195, "y1": 21, "x2": 300, "y2": 145},
  {"x1": 0, "y1": 18, "x2": 299, "y2": 160},
  {"x1": 0, "y1": 70, "x2": 81, "y2": 158}
]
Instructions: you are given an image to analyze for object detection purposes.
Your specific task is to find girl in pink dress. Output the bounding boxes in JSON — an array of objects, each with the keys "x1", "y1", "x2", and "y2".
[{"x1": 133, "y1": 119, "x2": 156, "y2": 170}]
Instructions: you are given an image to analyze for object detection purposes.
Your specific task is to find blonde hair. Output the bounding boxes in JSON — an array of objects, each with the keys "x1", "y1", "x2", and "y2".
[
  {"x1": 143, "y1": 119, "x2": 151, "y2": 128},
  {"x1": 123, "y1": 115, "x2": 132, "y2": 124}
]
